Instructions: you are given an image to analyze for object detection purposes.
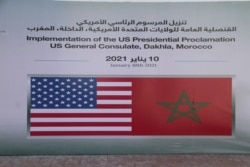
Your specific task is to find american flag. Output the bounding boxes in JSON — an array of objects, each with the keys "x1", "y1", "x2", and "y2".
[{"x1": 29, "y1": 77, "x2": 132, "y2": 136}]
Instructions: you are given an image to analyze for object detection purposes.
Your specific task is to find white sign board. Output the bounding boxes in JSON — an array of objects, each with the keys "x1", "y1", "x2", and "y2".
[{"x1": 0, "y1": 0, "x2": 249, "y2": 154}]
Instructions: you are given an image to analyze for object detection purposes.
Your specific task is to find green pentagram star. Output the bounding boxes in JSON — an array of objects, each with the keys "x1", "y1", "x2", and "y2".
[{"x1": 158, "y1": 91, "x2": 210, "y2": 123}]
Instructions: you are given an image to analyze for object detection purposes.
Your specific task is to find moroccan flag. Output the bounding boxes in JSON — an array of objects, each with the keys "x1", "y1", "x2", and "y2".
[{"x1": 28, "y1": 76, "x2": 233, "y2": 136}]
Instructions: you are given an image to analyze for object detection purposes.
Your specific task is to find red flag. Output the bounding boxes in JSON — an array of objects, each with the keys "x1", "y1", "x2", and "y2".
[
  {"x1": 130, "y1": 77, "x2": 233, "y2": 136},
  {"x1": 29, "y1": 77, "x2": 232, "y2": 136}
]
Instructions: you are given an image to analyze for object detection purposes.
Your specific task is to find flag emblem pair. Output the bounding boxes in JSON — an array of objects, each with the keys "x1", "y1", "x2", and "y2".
[{"x1": 28, "y1": 76, "x2": 233, "y2": 136}]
